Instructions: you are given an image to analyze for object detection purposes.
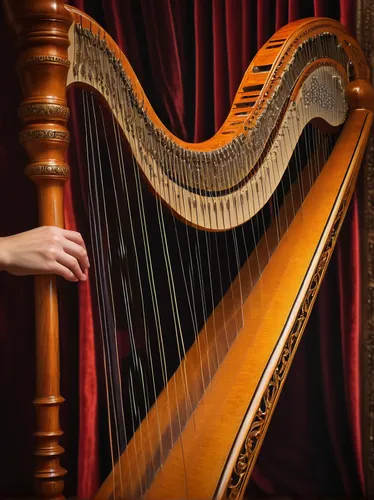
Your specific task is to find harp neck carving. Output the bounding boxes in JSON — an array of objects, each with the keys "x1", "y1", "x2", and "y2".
[{"x1": 66, "y1": 7, "x2": 368, "y2": 230}]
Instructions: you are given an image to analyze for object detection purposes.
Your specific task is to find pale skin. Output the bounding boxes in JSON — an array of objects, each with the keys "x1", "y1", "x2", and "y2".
[{"x1": 0, "y1": 226, "x2": 89, "y2": 282}]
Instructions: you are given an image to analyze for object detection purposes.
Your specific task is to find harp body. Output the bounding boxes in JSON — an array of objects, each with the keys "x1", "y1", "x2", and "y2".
[{"x1": 8, "y1": 1, "x2": 374, "y2": 499}]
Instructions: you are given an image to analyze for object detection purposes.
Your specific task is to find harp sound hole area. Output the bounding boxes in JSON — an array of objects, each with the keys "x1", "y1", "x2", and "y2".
[{"x1": 76, "y1": 89, "x2": 341, "y2": 488}]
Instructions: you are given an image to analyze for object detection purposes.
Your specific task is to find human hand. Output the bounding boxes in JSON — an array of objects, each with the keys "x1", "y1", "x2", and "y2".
[{"x1": 0, "y1": 226, "x2": 90, "y2": 282}]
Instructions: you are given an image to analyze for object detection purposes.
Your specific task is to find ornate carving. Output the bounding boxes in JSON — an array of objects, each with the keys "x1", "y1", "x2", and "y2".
[
  {"x1": 356, "y1": 1, "x2": 374, "y2": 496},
  {"x1": 23, "y1": 55, "x2": 70, "y2": 66},
  {"x1": 73, "y1": 25, "x2": 352, "y2": 194},
  {"x1": 226, "y1": 197, "x2": 348, "y2": 499},
  {"x1": 9, "y1": 1, "x2": 73, "y2": 497},
  {"x1": 25, "y1": 164, "x2": 69, "y2": 178},
  {"x1": 19, "y1": 104, "x2": 70, "y2": 120},
  {"x1": 19, "y1": 129, "x2": 70, "y2": 143}
]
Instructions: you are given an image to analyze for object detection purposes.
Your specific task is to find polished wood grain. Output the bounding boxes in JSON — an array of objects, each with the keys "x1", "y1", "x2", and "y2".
[
  {"x1": 7, "y1": 1, "x2": 73, "y2": 498},
  {"x1": 65, "y1": 9, "x2": 368, "y2": 232},
  {"x1": 95, "y1": 108, "x2": 372, "y2": 500},
  {"x1": 66, "y1": 7, "x2": 369, "y2": 152},
  {"x1": 346, "y1": 79, "x2": 374, "y2": 112}
]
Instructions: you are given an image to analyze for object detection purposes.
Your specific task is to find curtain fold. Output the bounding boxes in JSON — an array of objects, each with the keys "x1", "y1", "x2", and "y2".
[
  {"x1": 64, "y1": 91, "x2": 100, "y2": 497},
  {"x1": 0, "y1": 0, "x2": 364, "y2": 497}
]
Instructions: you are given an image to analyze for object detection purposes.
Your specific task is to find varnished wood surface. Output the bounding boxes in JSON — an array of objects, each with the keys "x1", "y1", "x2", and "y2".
[
  {"x1": 95, "y1": 110, "x2": 372, "y2": 499},
  {"x1": 7, "y1": 1, "x2": 73, "y2": 498},
  {"x1": 346, "y1": 79, "x2": 374, "y2": 112},
  {"x1": 65, "y1": 8, "x2": 370, "y2": 232},
  {"x1": 68, "y1": 40, "x2": 349, "y2": 231},
  {"x1": 66, "y1": 6, "x2": 369, "y2": 153}
]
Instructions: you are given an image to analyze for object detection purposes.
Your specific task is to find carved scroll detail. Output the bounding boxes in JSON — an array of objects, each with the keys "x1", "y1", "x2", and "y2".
[
  {"x1": 19, "y1": 104, "x2": 70, "y2": 120},
  {"x1": 226, "y1": 196, "x2": 348, "y2": 499},
  {"x1": 19, "y1": 129, "x2": 70, "y2": 142},
  {"x1": 23, "y1": 55, "x2": 70, "y2": 66},
  {"x1": 25, "y1": 164, "x2": 69, "y2": 178},
  {"x1": 73, "y1": 26, "x2": 351, "y2": 194}
]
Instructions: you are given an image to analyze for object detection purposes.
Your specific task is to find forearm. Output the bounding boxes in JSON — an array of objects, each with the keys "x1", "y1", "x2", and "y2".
[{"x1": 0, "y1": 237, "x2": 9, "y2": 272}]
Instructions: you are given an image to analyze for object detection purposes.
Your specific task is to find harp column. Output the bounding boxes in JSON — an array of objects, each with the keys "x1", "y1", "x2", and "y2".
[{"x1": 10, "y1": 1, "x2": 72, "y2": 498}]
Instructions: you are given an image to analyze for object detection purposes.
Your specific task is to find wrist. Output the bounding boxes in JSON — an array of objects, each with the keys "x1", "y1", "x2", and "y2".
[{"x1": 0, "y1": 238, "x2": 9, "y2": 272}]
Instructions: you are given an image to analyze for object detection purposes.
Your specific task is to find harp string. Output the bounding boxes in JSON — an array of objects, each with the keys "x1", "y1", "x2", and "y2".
[
  {"x1": 79, "y1": 69, "x2": 341, "y2": 494},
  {"x1": 115, "y1": 116, "x2": 171, "y2": 476},
  {"x1": 111, "y1": 112, "x2": 163, "y2": 471},
  {"x1": 104, "y1": 106, "x2": 157, "y2": 495},
  {"x1": 168, "y1": 150, "x2": 210, "y2": 410},
  {"x1": 71, "y1": 25, "x2": 346, "y2": 498},
  {"x1": 130, "y1": 124, "x2": 186, "y2": 453},
  {"x1": 83, "y1": 92, "x2": 127, "y2": 498}
]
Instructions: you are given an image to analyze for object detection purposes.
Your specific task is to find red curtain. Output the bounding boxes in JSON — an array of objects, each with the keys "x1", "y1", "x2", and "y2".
[{"x1": 0, "y1": 0, "x2": 364, "y2": 497}]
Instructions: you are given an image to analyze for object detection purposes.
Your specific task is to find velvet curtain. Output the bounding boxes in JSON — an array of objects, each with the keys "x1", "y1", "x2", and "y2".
[{"x1": 0, "y1": 0, "x2": 364, "y2": 497}]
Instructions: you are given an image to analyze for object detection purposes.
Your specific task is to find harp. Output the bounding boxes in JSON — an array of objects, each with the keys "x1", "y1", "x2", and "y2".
[{"x1": 8, "y1": 1, "x2": 374, "y2": 499}]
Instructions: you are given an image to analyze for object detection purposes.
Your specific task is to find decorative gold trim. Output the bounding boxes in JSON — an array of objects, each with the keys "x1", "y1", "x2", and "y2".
[
  {"x1": 226, "y1": 192, "x2": 349, "y2": 499},
  {"x1": 356, "y1": 1, "x2": 374, "y2": 496},
  {"x1": 19, "y1": 129, "x2": 70, "y2": 143},
  {"x1": 19, "y1": 104, "x2": 70, "y2": 120},
  {"x1": 25, "y1": 164, "x2": 70, "y2": 178},
  {"x1": 23, "y1": 55, "x2": 70, "y2": 66}
]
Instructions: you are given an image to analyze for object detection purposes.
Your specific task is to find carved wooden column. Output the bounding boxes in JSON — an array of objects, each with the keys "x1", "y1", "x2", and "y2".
[{"x1": 8, "y1": 1, "x2": 72, "y2": 498}]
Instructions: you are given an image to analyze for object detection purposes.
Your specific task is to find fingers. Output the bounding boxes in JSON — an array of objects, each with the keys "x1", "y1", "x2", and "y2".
[
  {"x1": 55, "y1": 250, "x2": 87, "y2": 281},
  {"x1": 62, "y1": 239, "x2": 90, "y2": 274},
  {"x1": 42, "y1": 227, "x2": 90, "y2": 282},
  {"x1": 61, "y1": 228, "x2": 86, "y2": 248},
  {"x1": 52, "y1": 262, "x2": 80, "y2": 282}
]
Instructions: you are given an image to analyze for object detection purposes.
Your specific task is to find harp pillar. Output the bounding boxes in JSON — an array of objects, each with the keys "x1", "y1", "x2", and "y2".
[{"x1": 8, "y1": 1, "x2": 72, "y2": 498}]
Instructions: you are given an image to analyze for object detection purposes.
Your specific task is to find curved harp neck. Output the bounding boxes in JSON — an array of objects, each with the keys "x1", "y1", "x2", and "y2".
[{"x1": 66, "y1": 8, "x2": 370, "y2": 232}]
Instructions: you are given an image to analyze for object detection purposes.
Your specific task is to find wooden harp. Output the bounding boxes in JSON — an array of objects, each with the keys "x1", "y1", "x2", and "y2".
[{"x1": 8, "y1": 1, "x2": 374, "y2": 499}]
